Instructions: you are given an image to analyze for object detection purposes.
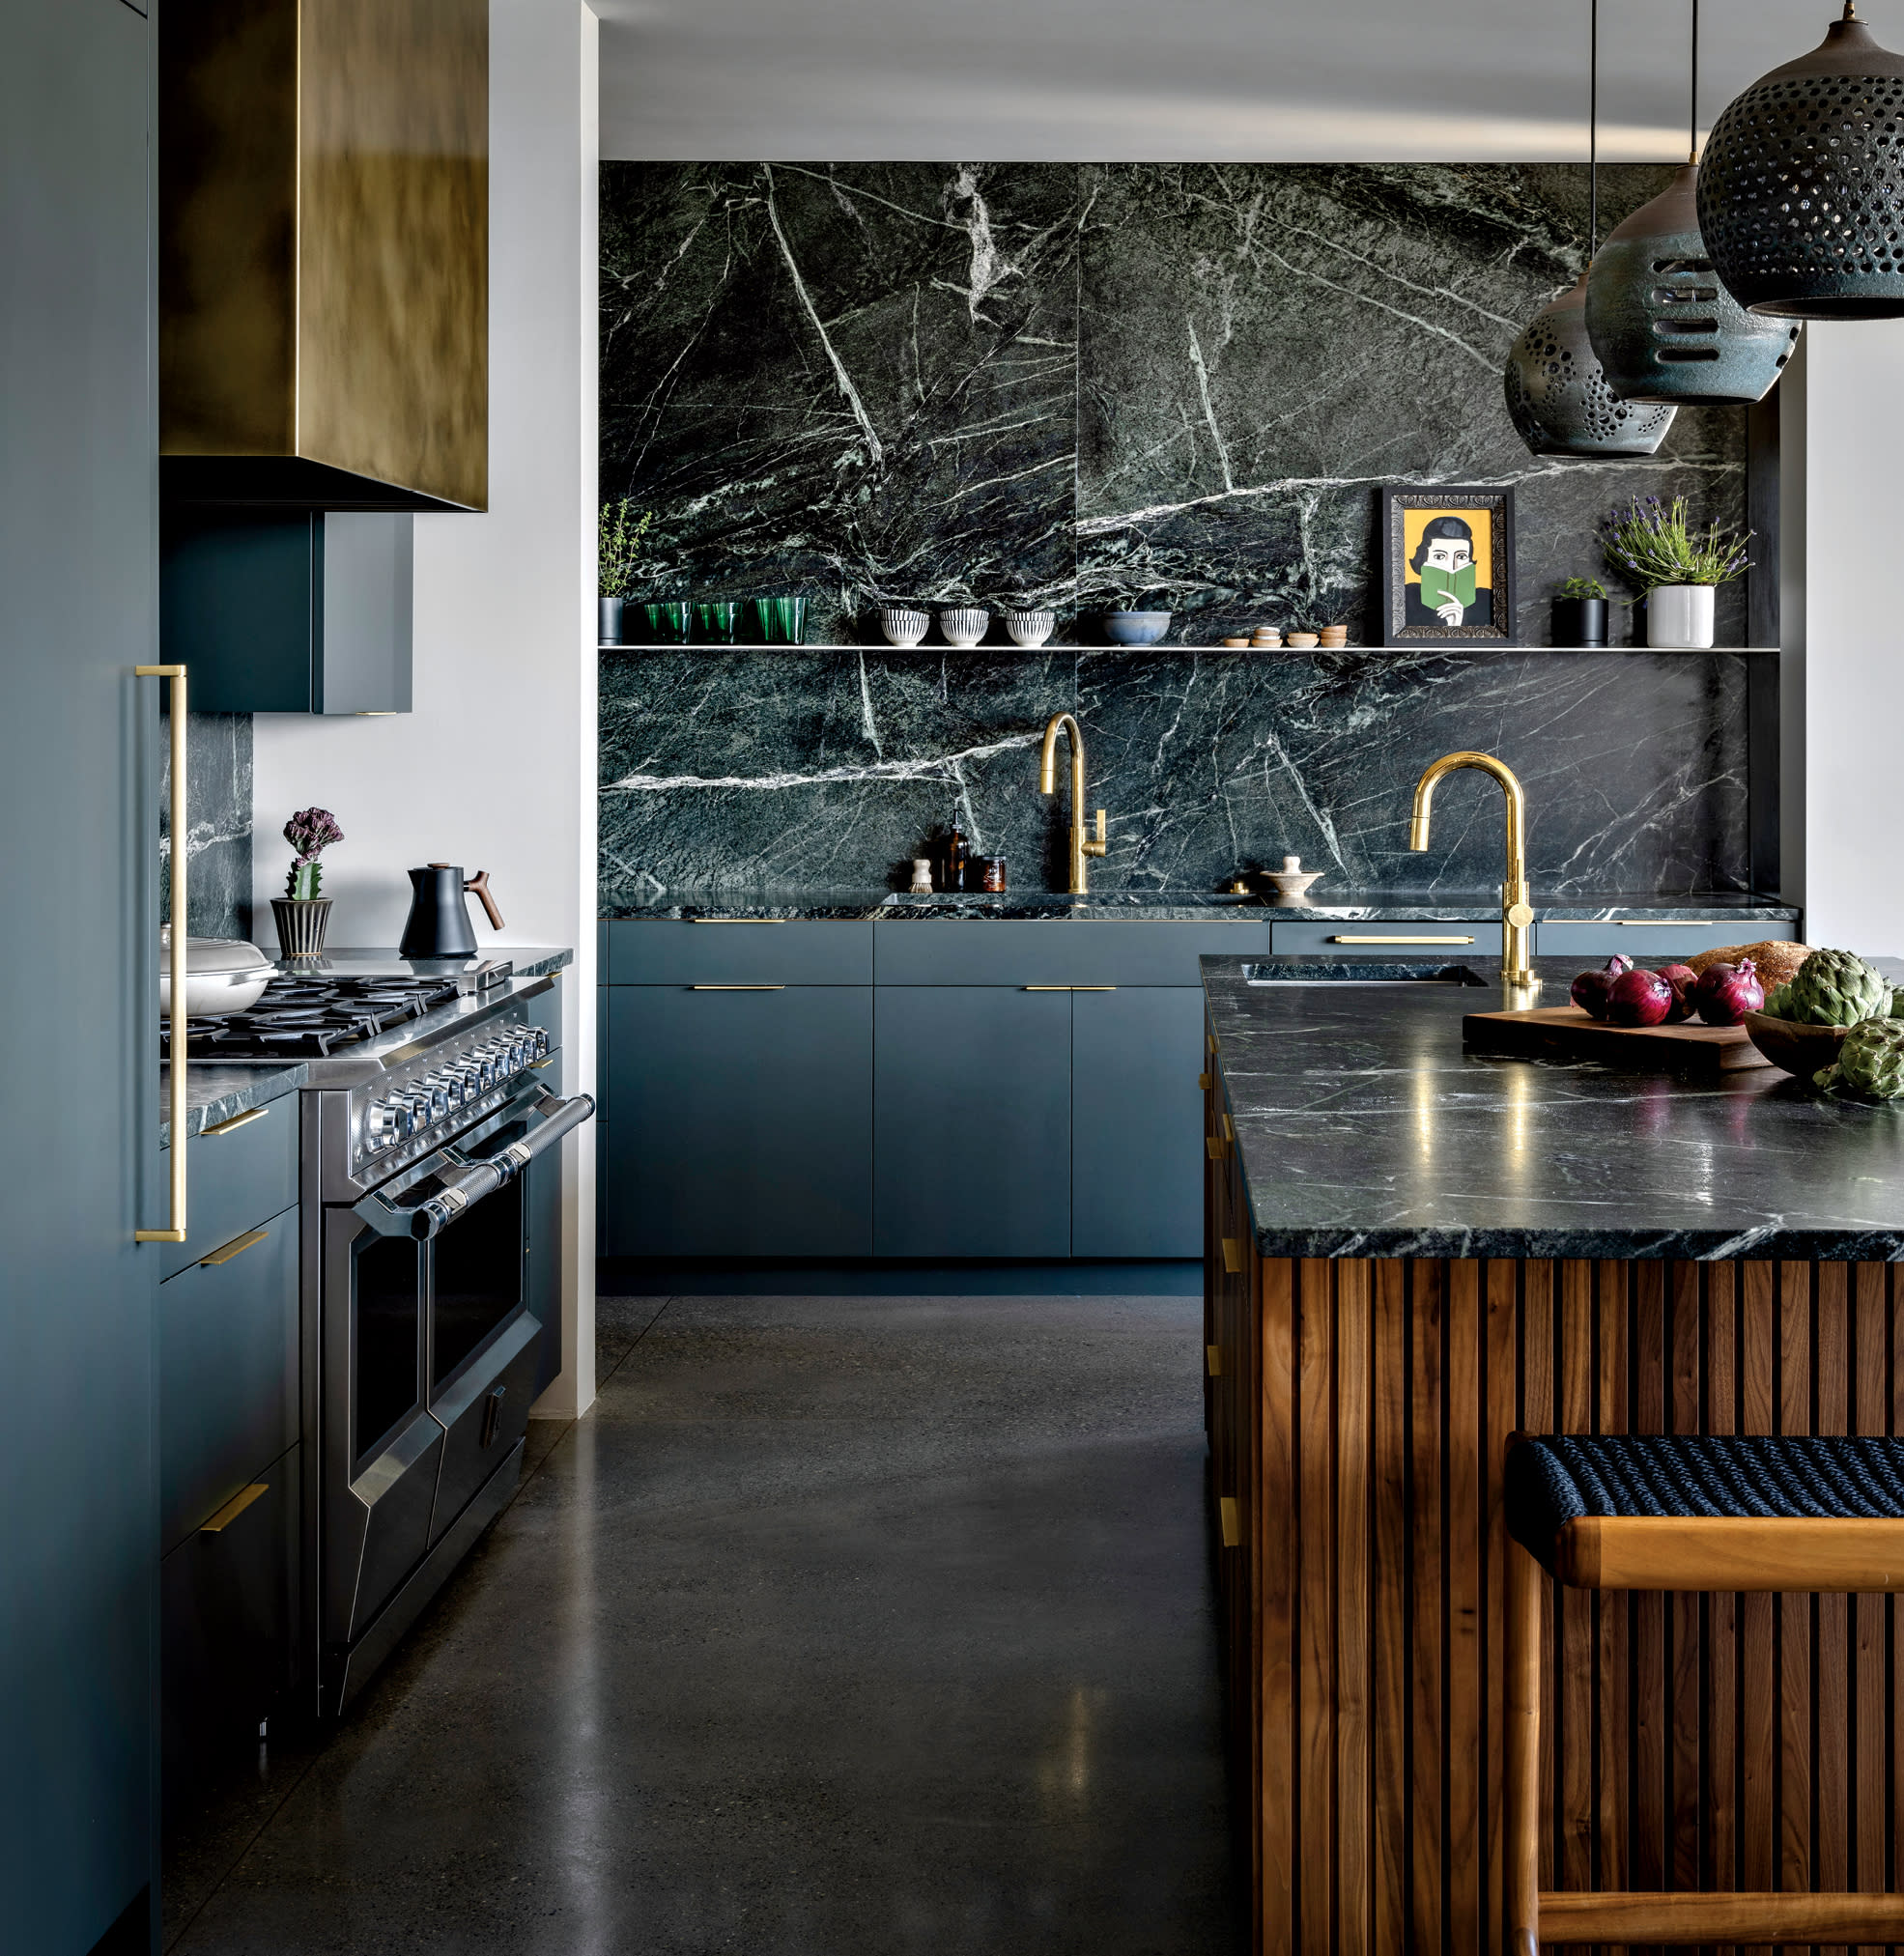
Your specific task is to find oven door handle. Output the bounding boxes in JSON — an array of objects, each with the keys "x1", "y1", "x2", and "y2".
[{"x1": 353, "y1": 1089, "x2": 596, "y2": 1241}]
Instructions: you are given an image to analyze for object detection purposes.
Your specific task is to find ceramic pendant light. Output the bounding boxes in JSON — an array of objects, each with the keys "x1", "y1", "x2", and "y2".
[
  {"x1": 1585, "y1": 5, "x2": 1802, "y2": 405},
  {"x1": 1699, "y1": 1, "x2": 1904, "y2": 318},
  {"x1": 1503, "y1": 0, "x2": 1677, "y2": 457}
]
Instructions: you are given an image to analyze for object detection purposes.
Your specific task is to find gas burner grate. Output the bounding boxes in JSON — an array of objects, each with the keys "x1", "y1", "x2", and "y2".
[{"x1": 164, "y1": 974, "x2": 460, "y2": 1060}]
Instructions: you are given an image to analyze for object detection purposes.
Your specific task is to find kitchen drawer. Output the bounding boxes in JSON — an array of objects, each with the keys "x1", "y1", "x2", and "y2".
[
  {"x1": 1269, "y1": 920, "x2": 1502, "y2": 957},
  {"x1": 605, "y1": 919, "x2": 871, "y2": 985},
  {"x1": 873, "y1": 919, "x2": 1270, "y2": 987},
  {"x1": 158, "y1": 1208, "x2": 299, "y2": 1553},
  {"x1": 159, "y1": 1091, "x2": 299, "y2": 1280},
  {"x1": 160, "y1": 1448, "x2": 298, "y2": 1795},
  {"x1": 1535, "y1": 918, "x2": 1777, "y2": 961}
]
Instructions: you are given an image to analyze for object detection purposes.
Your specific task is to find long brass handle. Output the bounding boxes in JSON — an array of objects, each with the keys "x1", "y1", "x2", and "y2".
[
  {"x1": 200, "y1": 1483, "x2": 269, "y2": 1535},
  {"x1": 137, "y1": 663, "x2": 188, "y2": 1244},
  {"x1": 1205, "y1": 1344, "x2": 1223, "y2": 1377},
  {"x1": 691, "y1": 983, "x2": 785, "y2": 991},
  {"x1": 199, "y1": 1228, "x2": 268, "y2": 1268},
  {"x1": 1218, "y1": 1495, "x2": 1241, "y2": 1549},
  {"x1": 1615, "y1": 920, "x2": 1716, "y2": 928},
  {"x1": 1022, "y1": 985, "x2": 1117, "y2": 991},
  {"x1": 1328, "y1": 934, "x2": 1476, "y2": 945},
  {"x1": 202, "y1": 1106, "x2": 269, "y2": 1138},
  {"x1": 688, "y1": 917, "x2": 788, "y2": 923},
  {"x1": 1221, "y1": 1236, "x2": 1245, "y2": 1274}
]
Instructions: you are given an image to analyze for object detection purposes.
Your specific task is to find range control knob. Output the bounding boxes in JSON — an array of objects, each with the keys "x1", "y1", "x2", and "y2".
[{"x1": 364, "y1": 1098, "x2": 407, "y2": 1148}]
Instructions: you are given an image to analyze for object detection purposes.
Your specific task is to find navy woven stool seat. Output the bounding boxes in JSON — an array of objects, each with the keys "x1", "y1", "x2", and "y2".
[
  {"x1": 1499, "y1": 1431, "x2": 1904, "y2": 1948},
  {"x1": 1507, "y1": 1432, "x2": 1904, "y2": 1571}
]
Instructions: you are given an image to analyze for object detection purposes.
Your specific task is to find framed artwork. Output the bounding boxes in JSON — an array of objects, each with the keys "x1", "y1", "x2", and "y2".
[{"x1": 1376, "y1": 485, "x2": 1518, "y2": 647}]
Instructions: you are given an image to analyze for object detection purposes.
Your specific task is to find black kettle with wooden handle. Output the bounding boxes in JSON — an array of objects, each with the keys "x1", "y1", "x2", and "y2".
[{"x1": 398, "y1": 864, "x2": 504, "y2": 958}]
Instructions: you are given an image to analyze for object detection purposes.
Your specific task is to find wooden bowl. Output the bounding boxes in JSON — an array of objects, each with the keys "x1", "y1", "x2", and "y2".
[{"x1": 1740, "y1": 1009, "x2": 1849, "y2": 1079}]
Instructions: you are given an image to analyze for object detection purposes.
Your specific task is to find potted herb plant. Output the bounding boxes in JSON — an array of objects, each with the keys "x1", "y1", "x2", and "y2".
[
  {"x1": 598, "y1": 498, "x2": 652, "y2": 645},
  {"x1": 271, "y1": 807, "x2": 343, "y2": 958},
  {"x1": 1601, "y1": 496, "x2": 1749, "y2": 649},
  {"x1": 1551, "y1": 576, "x2": 1608, "y2": 647}
]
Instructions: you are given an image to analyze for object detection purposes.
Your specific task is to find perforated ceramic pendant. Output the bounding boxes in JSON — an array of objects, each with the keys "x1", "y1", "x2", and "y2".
[
  {"x1": 1699, "y1": 5, "x2": 1904, "y2": 319},
  {"x1": 1586, "y1": 164, "x2": 1802, "y2": 404},
  {"x1": 1503, "y1": 272, "x2": 1677, "y2": 458}
]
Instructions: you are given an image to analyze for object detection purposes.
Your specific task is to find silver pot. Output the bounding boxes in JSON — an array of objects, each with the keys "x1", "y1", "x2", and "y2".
[{"x1": 159, "y1": 929, "x2": 274, "y2": 1017}]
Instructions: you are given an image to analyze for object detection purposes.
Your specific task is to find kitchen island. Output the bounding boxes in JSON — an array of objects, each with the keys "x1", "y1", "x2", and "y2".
[{"x1": 1200, "y1": 953, "x2": 1904, "y2": 1955}]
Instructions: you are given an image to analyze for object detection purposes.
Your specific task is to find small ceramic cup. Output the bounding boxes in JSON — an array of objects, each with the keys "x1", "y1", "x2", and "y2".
[
  {"x1": 939, "y1": 607, "x2": 989, "y2": 648},
  {"x1": 1221, "y1": 636, "x2": 1252, "y2": 649},
  {"x1": 879, "y1": 605, "x2": 930, "y2": 648},
  {"x1": 1005, "y1": 609, "x2": 1056, "y2": 648},
  {"x1": 1319, "y1": 624, "x2": 1349, "y2": 648},
  {"x1": 1102, "y1": 609, "x2": 1172, "y2": 646},
  {"x1": 1286, "y1": 631, "x2": 1320, "y2": 649}
]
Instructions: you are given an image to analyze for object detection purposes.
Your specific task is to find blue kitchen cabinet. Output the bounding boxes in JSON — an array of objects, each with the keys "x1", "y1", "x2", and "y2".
[
  {"x1": 1072, "y1": 987, "x2": 1208, "y2": 1258},
  {"x1": 872, "y1": 987, "x2": 1073, "y2": 1258},
  {"x1": 603, "y1": 984, "x2": 873, "y2": 1256},
  {"x1": 1270, "y1": 919, "x2": 1503, "y2": 958},
  {"x1": 1533, "y1": 917, "x2": 1788, "y2": 962}
]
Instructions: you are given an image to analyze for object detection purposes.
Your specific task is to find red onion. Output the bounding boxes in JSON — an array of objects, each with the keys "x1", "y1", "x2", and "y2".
[
  {"x1": 1693, "y1": 957, "x2": 1763, "y2": 1027},
  {"x1": 1570, "y1": 954, "x2": 1635, "y2": 1021},
  {"x1": 1607, "y1": 967, "x2": 1674, "y2": 1027},
  {"x1": 1659, "y1": 963, "x2": 1699, "y2": 1023}
]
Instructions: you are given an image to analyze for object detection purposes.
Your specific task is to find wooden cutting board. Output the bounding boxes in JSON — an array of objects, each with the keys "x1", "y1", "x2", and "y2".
[{"x1": 1462, "y1": 1003, "x2": 1773, "y2": 1075}]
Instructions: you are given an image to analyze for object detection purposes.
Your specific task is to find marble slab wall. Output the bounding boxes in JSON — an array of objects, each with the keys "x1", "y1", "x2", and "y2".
[
  {"x1": 600, "y1": 162, "x2": 1755, "y2": 900},
  {"x1": 162, "y1": 710, "x2": 253, "y2": 940}
]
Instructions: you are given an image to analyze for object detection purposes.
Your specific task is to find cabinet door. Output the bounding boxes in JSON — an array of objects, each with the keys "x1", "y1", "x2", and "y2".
[
  {"x1": 603, "y1": 986, "x2": 872, "y2": 1256},
  {"x1": 1072, "y1": 988, "x2": 1207, "y2": 1258},
  {"x1": 873, "y1": 988, "x2": 1071, "y2": 1257}
]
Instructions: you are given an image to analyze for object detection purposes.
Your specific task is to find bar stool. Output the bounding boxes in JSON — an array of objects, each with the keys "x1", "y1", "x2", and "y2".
[{"x1": 1503, "y1": 1430, "x2": 1904, "y2": 1949}]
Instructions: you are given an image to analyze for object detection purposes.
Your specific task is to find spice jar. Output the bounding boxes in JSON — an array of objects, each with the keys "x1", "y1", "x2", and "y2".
[{"x1": 980, "y1": 857, "x2": 1008, "y2": 893}]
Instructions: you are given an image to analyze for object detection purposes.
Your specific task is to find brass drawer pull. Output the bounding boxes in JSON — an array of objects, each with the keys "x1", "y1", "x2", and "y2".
[
  {"x1": 1221, "y1": 1236, "x2": 1245, "y2": 1274},
  {"x1": 1207, "y1": 1136, "x2": 1230, "y2": 1160},
  {"x1": 1218, "y1": 1495, "x2": 1241, "y2": 1548},
  {"x1": 1206, "y1": 1344, "x2": 1223, "y2": 1377},
  {"x1": 1198, "y1": 1071, "x2": 1212, "y2": 1091},
  {"x1": 200, "y1": 1483, "x2": 269, "y2": 1535},
  {"x1": 138, "y1": 661, "x2": 188, "y2": 1245},
  {"x1": 199, "y1": 1227, "x2": 269, "y2": 1267},
  {"x1": 1022, "y1": 985, "x2": 1117, "y2": 992},
  {"x1": 1616, "y1": 920, "x2": 1716, "y2": 927},
  {"x1": 1329, "y1": 933, "x2": 1475, "y2": 945},
  {"x1": 202, "y1": 1106, "x2": 270, "y2": 1138},
  {"x1": 688, "y1": 917, "x2": 787, "y2": 922},
  {"x1": 691, "y1": 983, "x2": 785, "y2": 991},
  {"x1": 528, "y1": 1056, "x2": 557, "y2": 1068}
]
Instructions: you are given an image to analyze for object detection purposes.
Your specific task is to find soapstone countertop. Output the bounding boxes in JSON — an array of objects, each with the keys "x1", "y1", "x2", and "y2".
[
  {"x1": 162, "y1": 946, "x2": 574, "y2": 1142},
  {"x1": 1202, "y1": 952, "x2": 1904, "y2": 1264},
  {"x1": 600, "y1": 889, "x2": 1800, "y2": 924}
]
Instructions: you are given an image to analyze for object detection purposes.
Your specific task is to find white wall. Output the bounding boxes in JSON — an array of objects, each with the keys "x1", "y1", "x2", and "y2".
[
  {"x1": 1786, "y1": 326, "x2": 1904, "y2": 955},
  {"x1": 254, "y1": 0, "x2": 600, "y2": 1417}
]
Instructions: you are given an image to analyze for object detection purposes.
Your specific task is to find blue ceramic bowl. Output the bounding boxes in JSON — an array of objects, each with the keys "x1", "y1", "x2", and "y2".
[{"x1": 1102, "y1": 609, "x2": 1172, "y2": 646}]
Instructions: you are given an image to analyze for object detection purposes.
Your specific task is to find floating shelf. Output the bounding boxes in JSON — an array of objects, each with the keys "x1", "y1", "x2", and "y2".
[{"x1": 598, "y1": 641, "x2": 1781, "y2": 656}]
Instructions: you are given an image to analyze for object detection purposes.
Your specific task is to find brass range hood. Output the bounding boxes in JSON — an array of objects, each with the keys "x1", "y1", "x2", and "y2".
[{"x1": 160, "y1": 0, "x2": 488, "y2": 513}]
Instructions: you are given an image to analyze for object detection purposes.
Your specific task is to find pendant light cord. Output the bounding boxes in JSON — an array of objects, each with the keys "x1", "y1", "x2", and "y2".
[
  {"x1": 1588, "y1": 0, "x2": 1599, "y2": 257},
  {"x1": 1690, "y1": 0, "x2": 1700, "y2": 160}
]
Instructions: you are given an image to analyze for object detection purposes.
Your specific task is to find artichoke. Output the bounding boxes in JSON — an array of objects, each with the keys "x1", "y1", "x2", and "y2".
[
  {"x1": 1891, "y1": 984, "x2": 1904, "y2": 1020},
  {"x1": 1764, "y1": 981, "x2": 1795, "y2": 1019},
  {"x1": 1778, "y1": 949, "x2": 1890, "y2": 1027},
  {"x1": 1816, "y1": 1017, "x2": 1904, "y2": 1099}
]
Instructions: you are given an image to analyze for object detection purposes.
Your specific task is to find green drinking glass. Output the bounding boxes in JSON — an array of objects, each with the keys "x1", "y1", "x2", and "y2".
[
  {"x1": 695, "y1": 600, "x2": 740, "y2": 645},
  {"x1": 643, "y1": 600, "x2": 692, "y2": 645},
  {"x1": 749, "y1": 595, "x2": 809, "y2": 646}
]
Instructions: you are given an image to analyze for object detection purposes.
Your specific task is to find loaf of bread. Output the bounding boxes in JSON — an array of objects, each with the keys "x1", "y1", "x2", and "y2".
[{"x1": 1683, "y1": 941, "x2": 1809, "y2": 989}]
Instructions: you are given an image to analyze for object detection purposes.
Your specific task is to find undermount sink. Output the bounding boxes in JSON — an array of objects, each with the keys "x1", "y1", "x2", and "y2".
[{"x1": 1240, "y1": 962, "x2": 1486, "y2": 987}]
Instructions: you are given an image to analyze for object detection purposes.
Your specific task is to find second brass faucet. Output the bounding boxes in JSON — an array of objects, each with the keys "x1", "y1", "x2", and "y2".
[
  {"x1": 1038, "y1": 712, "x2": 1107, "y2": 894},
  {"x1": 1407, "y1": 749, "x2": 1538, "y2": 987}
]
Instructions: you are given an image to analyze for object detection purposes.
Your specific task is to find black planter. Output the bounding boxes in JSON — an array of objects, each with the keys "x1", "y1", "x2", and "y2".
[
  {"x1": 598, "y1": 594, "x2": 625, "y2": 645},
  {"x1": 1550, "y1": 595, "x2": 1608, "y2": 647}
]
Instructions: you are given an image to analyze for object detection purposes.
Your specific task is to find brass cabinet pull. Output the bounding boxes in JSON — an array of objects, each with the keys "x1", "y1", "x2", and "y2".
[
  {"x1": 1218, "y1": 1495, "x2": 1241, "y2": 1548},
  {"x1": 528, "y1": 1056, "x2": 557, "y2": 1068},
  {"x1": 1221, "y1": 1236, "x2": 1245, "y2": 1274},
  {"x1": 688, "y1": 917, "x2": 787, "y2": 923},
  {"x1": 690, "y1": 983, "x2": 785, "y2": 991},
  {"x1": 138, "y1": 662, "x2": 188, "y2": 1244},
  {"x1": 1022, "y1": 984, "x2": 1117, "y2": 992},
  {"x1": 200, "y1": 1483, "x2": 269, "y2": 1535},
  {"x1": 1198, "y1": 1071, "x2": 1212, "y2": 1091},
  {"x1": 1207, "y1": 1136, "x2": 1230, "y2": 1160},
  {"x1": 1616, "y1": 920, "x2": 1716, "y2": 927},
  {"x1": 199, "y1": 1228, "x2": 268, "y2": 1267},
  {"x1": 1206, "y1": 1033, "x2": 1216, "y2": 1056},
  {"x1": 1206, "y1": 1344, "x2": 1223, "y2": 1377},
  {"x1": 202, "y1": 1106, "x2": 269, "y2": 1138},
  {"x1": 1329, "y1": 933, "x2": 1475, "y2": 945}
]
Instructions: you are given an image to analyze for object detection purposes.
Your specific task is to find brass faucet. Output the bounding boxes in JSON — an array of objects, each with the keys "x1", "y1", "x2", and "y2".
[
  {"x1": 1407, "y1": 750, "x2": 1538, "y2": 987},
  {"x1": 1037, "y1": 712, "x2": 1107, "y2": 894}
]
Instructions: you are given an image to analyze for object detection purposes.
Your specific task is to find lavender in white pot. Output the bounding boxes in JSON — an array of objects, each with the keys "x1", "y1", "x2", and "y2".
[
  {"x1": 1602, "y1": 496, "x2": 1749, "y2": 649},
  {"x1": 272, "y1": 807, "x2": 344, "y2": 957}
]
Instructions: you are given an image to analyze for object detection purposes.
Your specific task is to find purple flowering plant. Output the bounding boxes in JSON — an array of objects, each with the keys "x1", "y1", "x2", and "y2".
[
  {"x1": 1601, "y1": 495, "x2": 1750, "y2": 595},
  {"x1": 284, "y1": 807, "x2": 344, "y2": 901}
]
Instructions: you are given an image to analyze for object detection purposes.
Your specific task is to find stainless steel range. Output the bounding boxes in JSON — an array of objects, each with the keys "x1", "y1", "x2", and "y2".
[{"x1": 185, "y1": 953, "x2": 592, "y2": 1715}]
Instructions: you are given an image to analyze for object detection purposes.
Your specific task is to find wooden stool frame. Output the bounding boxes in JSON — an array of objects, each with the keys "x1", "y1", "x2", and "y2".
[{"x1": 1507, "y1": 1515, "x2": 1904, "y2": 1947}]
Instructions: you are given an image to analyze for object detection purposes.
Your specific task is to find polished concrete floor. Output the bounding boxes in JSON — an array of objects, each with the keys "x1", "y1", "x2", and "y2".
[{"x1": 166, "y1": 1277, "x2": 1237, "y2": 1953}]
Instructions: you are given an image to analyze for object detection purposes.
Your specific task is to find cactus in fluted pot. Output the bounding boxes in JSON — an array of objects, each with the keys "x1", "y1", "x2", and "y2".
[{"x1": 273, "y1": 807, "x2": 345, "y2": 958}]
